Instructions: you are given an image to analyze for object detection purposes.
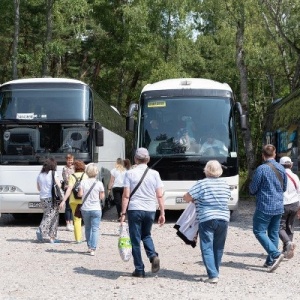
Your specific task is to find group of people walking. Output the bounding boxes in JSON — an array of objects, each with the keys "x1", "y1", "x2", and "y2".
[
  {"x1": 36, "y1": 155, "x2": 105, "y2": 256},
  {"x1": 35, "y1": 149, "x2": 165, "y2": 278},
  {"x1": 35, "y1": 144, "x2": 299, "y2": 283}
]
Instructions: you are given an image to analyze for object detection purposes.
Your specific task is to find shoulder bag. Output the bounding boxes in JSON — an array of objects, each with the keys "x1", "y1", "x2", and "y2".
[
  {"x1": 51, "y1": 171, "x2": 63, "y2": 207},
  {"x1": 74, "y1": 180, "x2": 97, "y2": 218},
  {"x1": 266, "y1": 162, "x2": 283, "y2": 189}
]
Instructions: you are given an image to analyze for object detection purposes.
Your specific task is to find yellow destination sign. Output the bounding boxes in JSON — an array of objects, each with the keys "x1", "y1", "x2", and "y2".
[{"x1": 148, "y1": 101, "x2": 166, "y2": 108}]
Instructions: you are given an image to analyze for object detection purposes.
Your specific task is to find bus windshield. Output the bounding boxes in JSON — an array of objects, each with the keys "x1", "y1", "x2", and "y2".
[
  {"x1": 0, "y1": 86, "x2": 90, "y2": 121},
  {"x1": 140, "y1": 97, "x2": 234, "y2": 157}
]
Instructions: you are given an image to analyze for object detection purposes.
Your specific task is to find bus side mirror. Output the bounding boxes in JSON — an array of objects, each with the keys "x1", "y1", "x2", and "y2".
[
  {"x1": 126, "y1": 116, "x2": 135, "y2": 132},
  {"x1": 126, "y1": 103, "x2": 138, "y2": 132},
  {"x1": 240, "y1": 114, "x2": 247, "y2": 130},
  {"x1": 235, "y1": 102, "x2": 247, "y2": 130},
  {"x1": 95, "y1": 122, "x2": 104, "y2": 146}
]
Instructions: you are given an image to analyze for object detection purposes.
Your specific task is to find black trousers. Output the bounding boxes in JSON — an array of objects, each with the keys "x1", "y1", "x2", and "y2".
[
  {"x1": 279, "y1": 201, "x2": 299, "y2": 249},
  {"x1": 112, "y1": 187, "x2": 124, "y2": 216}
]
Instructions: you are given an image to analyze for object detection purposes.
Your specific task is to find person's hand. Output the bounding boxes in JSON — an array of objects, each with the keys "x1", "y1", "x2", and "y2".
[
  {"x1": 120, "y1": 213, "x2": 126, "y2": 223},
  {"x1": 158, "y1": 215, "x2": 165, "y2": 227},
  {"x1": 59, "y1": 201, "x2": 65, "y2": 210}
]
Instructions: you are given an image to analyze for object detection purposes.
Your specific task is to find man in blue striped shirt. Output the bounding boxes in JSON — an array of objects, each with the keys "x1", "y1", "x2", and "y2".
[{"x1": 249, "y1": 144, "x2": 287, "y2": 272}]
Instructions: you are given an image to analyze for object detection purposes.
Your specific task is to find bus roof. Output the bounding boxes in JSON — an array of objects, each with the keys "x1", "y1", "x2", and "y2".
[
  {"x1": 1, "y1": 77, "x2": 87, "y2": 87},
  {"x1": 142, "y1": 78, "x2": 232, "y2": 93}
]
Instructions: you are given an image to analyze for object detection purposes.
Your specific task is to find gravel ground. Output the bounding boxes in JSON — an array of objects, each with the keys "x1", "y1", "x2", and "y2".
[{"x1": 1, "y1": 199, "x2": 300, "y2": 300}]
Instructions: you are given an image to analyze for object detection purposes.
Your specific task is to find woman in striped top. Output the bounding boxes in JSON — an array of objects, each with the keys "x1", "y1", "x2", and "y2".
[{"x1": 183, "y1": 160, "x2": 230, "y2": 284}]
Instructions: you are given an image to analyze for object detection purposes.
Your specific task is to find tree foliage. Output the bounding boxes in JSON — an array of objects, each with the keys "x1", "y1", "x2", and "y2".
[{"x1": 1, "y1": 0, "x2": 300, "y2": 173}]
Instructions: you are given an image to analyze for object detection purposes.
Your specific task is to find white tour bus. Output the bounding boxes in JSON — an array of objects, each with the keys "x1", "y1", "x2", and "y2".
[
  {"x1": 126, "y1": 78, "x2": 246, "y2": 212},
  {"x1": 0, "y1": 78, "x2": 125, "y2": 218}
]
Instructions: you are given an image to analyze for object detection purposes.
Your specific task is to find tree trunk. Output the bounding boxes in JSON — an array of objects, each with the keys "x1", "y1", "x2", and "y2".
[
  {"x1": 12, "y1": 0, "x2": 20, "y2": 79},
  {"x1": 235, "y1": 7, "x2": 256, "y2": 178},
  {"x1": 41, "y1": 0, "x2": 54, "y2": 77}
]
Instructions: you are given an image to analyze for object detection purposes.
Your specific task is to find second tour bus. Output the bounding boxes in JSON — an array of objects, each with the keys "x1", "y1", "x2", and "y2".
[{"x1": 127, "y1": 78, "x2": 246, "y2": 211}]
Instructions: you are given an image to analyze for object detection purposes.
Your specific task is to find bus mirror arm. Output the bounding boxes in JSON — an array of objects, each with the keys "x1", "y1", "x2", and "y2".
[{"x1": 128, "y1": 103, "x2": 138, "y2": 117}]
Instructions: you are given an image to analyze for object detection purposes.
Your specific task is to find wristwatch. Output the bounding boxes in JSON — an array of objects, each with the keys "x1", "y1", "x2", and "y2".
[{"x1": 120, "y1": 213, "x2": 126, "y2": 216}]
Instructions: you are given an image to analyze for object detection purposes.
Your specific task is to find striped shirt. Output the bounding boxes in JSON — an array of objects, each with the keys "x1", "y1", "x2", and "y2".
[
  {"x1": 188, "y1": 177, "x2": 231, "y2": 223},
  {"x1": 249, "y1": 159, "x2": 286, "y2": 215}
]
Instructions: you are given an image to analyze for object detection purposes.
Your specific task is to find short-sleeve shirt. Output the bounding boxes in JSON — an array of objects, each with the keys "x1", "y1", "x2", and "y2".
[
  {"x1": 110, "y1": 168, "x2": 126, "y2": 188},
  {"x1": 68, "y1": 171, "x2": 88, "y2": 204},
  {"x1": 283, "y1": 169, "x2": 299, "y2": 205},
  {"x1": 37, "y1": 171, "x2": 59, "y2": 198},
  {"x1": 62, "y1": 165, "x2": 74, "y2": 189},
  {"x1": 188, "y1": 177, "x2": 231, "y2": 223},
  {"x1": 80, "y1": 178, "x2": 104, "y2": 211},
  {"x1": 124, "y1": 164, "x2": 163, "y2": 211}
]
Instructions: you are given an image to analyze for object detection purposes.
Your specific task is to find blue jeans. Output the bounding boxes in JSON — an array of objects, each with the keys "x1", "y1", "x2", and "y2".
[
  {"x1": 64, "y1": 198, "x2": 73, "y2": 222},
  {"x1": 253, "y1": 210, "x2": 282, "y2": 265},
  {"x1": 127, "y1": 210, "x2": 157, "y2": 274},
  {"x1": 199, "y1": 219, "x2": 228, "y2": 279},
  {"x1": 81, "y1": 210, "x2": 102, "y2": 250}
]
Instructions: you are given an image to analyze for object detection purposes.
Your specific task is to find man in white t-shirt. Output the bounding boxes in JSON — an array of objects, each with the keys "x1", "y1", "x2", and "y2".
[
  {"x1": 120, "y1": 148, "x2": 165, "y2": 278},
  {"x1": 279, "y1": 156, "x2": 300, "y2": 259}
]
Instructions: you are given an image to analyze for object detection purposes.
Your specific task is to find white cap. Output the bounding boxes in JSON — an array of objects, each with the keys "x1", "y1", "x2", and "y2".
[
  {"x1": 279, "y1": 156, "x2": 292, "y2": 165},
  {"x1": 135, "y1": 148, "x2": 149, "y2": 159}
]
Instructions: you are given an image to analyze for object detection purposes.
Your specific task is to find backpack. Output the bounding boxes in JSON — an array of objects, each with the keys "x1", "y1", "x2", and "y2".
[{"x1": 72, "y1": 173, "x2": 84, "y2": 199}]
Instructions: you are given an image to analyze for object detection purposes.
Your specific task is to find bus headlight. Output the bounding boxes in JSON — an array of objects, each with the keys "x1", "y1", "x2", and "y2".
[{"x1": 0, "y1": 185, "x2": 21, "y2": 193}]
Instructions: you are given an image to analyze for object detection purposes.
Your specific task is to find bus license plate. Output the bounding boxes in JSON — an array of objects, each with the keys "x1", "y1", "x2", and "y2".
[
  {"x1": 175, "y1": 197, "x2": 185, "y2": 203},
  {"x1": 28, "y1": 202, "x2": 42, "y2": 208}
]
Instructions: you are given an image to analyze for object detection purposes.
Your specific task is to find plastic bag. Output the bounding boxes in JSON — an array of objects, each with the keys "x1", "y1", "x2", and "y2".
[{"x1": 118, "y1": 223, "x2": 132, "y2": 262}]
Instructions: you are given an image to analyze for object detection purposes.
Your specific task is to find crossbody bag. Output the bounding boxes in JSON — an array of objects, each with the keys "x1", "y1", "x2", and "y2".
[
  {"x1": 121, "y1": 167, "x2": 150, "y2": 216},
  {"x1": 129, "y1": 167, "x2": 149, "y2": 200},
  {"x1": 74, "y1": 180, "x2": 97, "y2": 218}
]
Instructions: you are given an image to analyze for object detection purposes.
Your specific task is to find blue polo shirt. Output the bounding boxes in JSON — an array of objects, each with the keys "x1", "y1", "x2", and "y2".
[{"x1": 249, "y1": 159, "x2": 287, "y2": 215}]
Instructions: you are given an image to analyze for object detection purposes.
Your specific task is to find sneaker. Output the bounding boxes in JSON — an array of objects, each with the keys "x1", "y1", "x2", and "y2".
[
  {"x1": 36, "y1": 229, "x2": 43, "y2": 242},
  {"x1": 267, "y1": 254, "x2": 284, "y2": 273},
  {"x1": 204, "y1": 277, "x2": 219, "y2": 284},
  {"x1": 132, "y1": 271, "x2": 145, "y2": 278},
  {"x1": 49, "y1": 239, "x2": 60, "y2": 244},
  {"x1": 285, "y1": 242, "x2": 296, "y2": 259},
  {"x1": 90, "y1": 250, "x2": 95, "y2": 256},
  {"x1": 151, "y1": 256, "x2": 160, "y2": 273},
  {"x1": 263, "y1": 262, "x2": 272, "y2": 268},
  {"x1": 66, "y1": 224, "x2": 74, "y2": 231}
]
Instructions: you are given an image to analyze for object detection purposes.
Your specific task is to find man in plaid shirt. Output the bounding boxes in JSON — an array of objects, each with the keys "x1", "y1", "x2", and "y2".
[{"x1": 249, "y1": 144, "x2": 287, "y2": 272}]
